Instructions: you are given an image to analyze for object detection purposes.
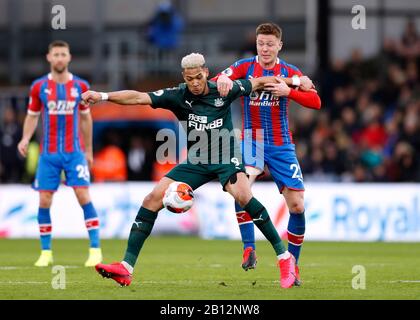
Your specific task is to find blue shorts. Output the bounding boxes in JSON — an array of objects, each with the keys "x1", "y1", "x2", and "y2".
[
  {"x1": 33, "y1": 152, "x2": 90, "y2": 192},
  {"x1": 242, "y1": 140, "x2": 304, "y2": 192}
]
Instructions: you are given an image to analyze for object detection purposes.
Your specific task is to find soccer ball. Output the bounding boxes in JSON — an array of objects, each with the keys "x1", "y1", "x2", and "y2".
[{"x1": 162, "y1": 182, "x2": 194, "y2": 214}]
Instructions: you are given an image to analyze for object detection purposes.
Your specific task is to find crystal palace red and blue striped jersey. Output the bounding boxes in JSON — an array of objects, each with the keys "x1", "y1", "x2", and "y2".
[
  {"x1": 216, "y1": 56, "x2": 303, "y2": 146},
  {"x1": 27, "y1": 73, "x2": 90, "y2": 154}
]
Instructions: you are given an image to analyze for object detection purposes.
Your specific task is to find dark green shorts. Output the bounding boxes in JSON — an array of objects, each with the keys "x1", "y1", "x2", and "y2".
[{"x1": 165, "y1": 161, "x2": 246, "y2": 191}]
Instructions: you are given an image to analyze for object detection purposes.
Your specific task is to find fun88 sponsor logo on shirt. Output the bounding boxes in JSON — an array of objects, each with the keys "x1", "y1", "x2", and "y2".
[{"x1": 188, "y1": 114, "x2": 223, "y2": 131}]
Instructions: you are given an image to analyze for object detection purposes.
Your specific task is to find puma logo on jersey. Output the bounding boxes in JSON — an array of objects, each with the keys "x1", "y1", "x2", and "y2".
[
  {"x1": 44, "y1": 89, "x2": 52, "y2": 95},
  {"x1": 185, "y1": 100, "x2": 193, "y2": 108}
]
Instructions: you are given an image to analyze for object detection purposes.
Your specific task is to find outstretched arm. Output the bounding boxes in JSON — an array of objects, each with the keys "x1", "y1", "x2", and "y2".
[
  {"x1": 81, "y1": 90, "x2": 152, "y2": 106},
  {"x1": 217, "y1": 74, "x2": 314, "y2": 97},
  {"x1": 264, "y1": 78, "x2": 321, "y2": 110},
  {"x1": 284, "y1": 75, "x2": 314, "y2": 91},
  {"x1": 248, "y1": 76, "x2": 280, "y2": 91}
]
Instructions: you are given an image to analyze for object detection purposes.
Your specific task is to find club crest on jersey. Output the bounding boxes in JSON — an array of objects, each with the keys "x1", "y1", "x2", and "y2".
[
  {"x1": 214, "y1": 98, "x2": 224, "y2": 107},
  {"x1": 70, "y1": 87, "x2": 79, "y2": 98}
]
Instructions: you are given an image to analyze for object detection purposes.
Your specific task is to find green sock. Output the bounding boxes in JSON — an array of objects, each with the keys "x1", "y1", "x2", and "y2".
[
  {"x1": 123, "y1": 207, "x2": 158, "y2": 268},
  {"x1": 244, "y1": 197, "x2": 286, "y2": 256}
]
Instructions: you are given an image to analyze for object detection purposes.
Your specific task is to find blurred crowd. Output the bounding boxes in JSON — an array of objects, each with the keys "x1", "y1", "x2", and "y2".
[
  {"x1": 294, "y1": 20, "x2": 420, "y2": 182},
  {"x1": 0, "y1": 21, "x2": 419, "y2": 184}
]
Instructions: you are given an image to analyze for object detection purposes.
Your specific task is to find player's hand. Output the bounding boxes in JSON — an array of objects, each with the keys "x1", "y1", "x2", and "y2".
[
  {"x1": 264, "y1": 78, "x2": 291, "y2": 97},
  {"x1": 217, "y1": 74, "x2": 233, "y2": 97},
  {"x1": 299, "y1": 76, "x2": 314, "y2": 91},
  {"x1": 81, "y1": 90, "x2": 102, "y2": 105},
  {"x1": 17, "y1": 138, "x2": 29, "y2": 157}
]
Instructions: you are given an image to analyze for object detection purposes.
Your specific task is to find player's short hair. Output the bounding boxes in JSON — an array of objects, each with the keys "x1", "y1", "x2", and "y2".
[
  {"x1": 256, "y1": 23, "x2": 282, "y2": 40},
  {"x1": 181, "y1": 53, "x2": 206, "y2": 69},
  {"x1": 48, "y1": 40, "x2": 70, "y2": 53}
]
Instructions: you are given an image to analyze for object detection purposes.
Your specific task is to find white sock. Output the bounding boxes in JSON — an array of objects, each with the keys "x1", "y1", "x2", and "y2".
[
  {"x1": 121, "y1": 261, "x2": 134, "y2": 274},
  {"x1": 277, "y1": 251, "x2": 291, "y2": 261}
]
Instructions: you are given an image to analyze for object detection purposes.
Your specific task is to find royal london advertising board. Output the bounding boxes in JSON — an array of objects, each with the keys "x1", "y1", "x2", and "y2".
[{"x1": 0, "y1": 183, "x2": 419, "y2": 241}]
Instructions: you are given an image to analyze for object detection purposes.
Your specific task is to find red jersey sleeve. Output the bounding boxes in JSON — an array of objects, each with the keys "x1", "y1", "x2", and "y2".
[
  {"x1": 283, "y1": 63, "x2": 320, "y2": 109},
  {"x1": 288, "y1": 89, "x2": 321, "y2": 110},
  {"x1": 78, "y1": 80, "x2": 91, "y2": 114},
  {"x1": 27, "y1": 82, "x2": 43, "y2": 115}
]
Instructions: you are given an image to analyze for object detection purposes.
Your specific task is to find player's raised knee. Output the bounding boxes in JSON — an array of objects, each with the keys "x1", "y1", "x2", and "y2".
[{"x1": 142, "y1": 191, "x2": 163, "y2": 210}]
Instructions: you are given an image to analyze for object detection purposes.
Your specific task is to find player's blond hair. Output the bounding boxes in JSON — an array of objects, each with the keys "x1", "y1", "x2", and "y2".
[{"x1": 181, "y1": 53, "x2": 206, "y2": 69}]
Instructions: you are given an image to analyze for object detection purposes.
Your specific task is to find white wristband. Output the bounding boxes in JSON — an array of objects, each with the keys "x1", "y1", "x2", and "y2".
[
  {"x1": 292, "y1": 75, "x2": 301, "y2": 87},
  {"x1": 100, "y1": 92, "x2": 109, "y2": 101}
]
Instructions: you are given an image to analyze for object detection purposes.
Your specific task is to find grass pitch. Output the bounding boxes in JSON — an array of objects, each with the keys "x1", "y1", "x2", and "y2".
[{"x1": 0, "y1": 237, "x2": 419, "y2": 300}]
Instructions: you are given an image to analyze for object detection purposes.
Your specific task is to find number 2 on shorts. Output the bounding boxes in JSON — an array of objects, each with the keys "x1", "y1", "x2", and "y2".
[
  {"x1": 76, "y1": 164, "x2": 90, "y2": 182},
  {"x1": 290, "y1": 163, "x2": 303, "y2": 182}
]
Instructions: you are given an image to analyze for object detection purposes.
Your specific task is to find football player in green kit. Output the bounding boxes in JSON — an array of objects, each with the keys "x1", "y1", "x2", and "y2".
[{"x1": 82, "y1": 53, "x2": 297, "y2": 289}]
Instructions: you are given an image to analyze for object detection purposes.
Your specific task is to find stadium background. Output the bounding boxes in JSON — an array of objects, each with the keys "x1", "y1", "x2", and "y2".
[{"x1": 0, "y1": 0, "x2": 419, "y2": 300}]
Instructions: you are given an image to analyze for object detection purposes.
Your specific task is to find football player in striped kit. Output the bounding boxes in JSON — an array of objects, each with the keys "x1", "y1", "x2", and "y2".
[
  {"x1": 17, "y1": 41, "x2": 102, "y2": 267},
  {"x1": 214, "y1": 23, "x2": 321, "y2": 285}
]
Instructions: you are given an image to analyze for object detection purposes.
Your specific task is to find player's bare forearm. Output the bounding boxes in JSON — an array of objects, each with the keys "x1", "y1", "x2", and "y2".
[
  {"x1": 108, "y1": 91, "x2": 152, "y2": 105},
  {"x1": 80, "y1": 112, "x2": 93, "y2": 153},
  {"x1": 249, "y1": 76, "x2": 313, "y2": 91},
  {"x1": 281, "y1": 77, "x2": 293, "y2": 86},
  {"x1": 21, "y1": 114, "x2": 39, "y2": 142},
  {"x1": 17, "y1": 114, "x2": 39, "y2": 157},
  {"x1": 249, "y1": 76, "x2": 279, "y2": 91},
  {"x1": 280, "y1": 76, "x2": 313, "y2": 91},
  {"x1": 81, "y1": 90, "x2": 152, "y2": 106},
  {"x1": 80, "y1": 112, "x2": 93, "y2": 167}
]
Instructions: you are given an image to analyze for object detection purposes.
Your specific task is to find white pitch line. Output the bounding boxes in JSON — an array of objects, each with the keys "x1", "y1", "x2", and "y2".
[
  {"x1": 0, "y1": 281, "x2": 85, "y2": 285},
  {"x1": 388, "y1": 280, "x2": 420, "y2": 283},
  {"x1": 0, "y1": 265, "x2": 81, "y2": 270},
  {"x1": 140, "y1": 280, "x2": 302, "y2": 285},
  {"x1": 300, "y1": 263, "x2": 323, "y2": 267},
  {"x1": 0, "y1": 281, "x2": 48, "y2": 285}
]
